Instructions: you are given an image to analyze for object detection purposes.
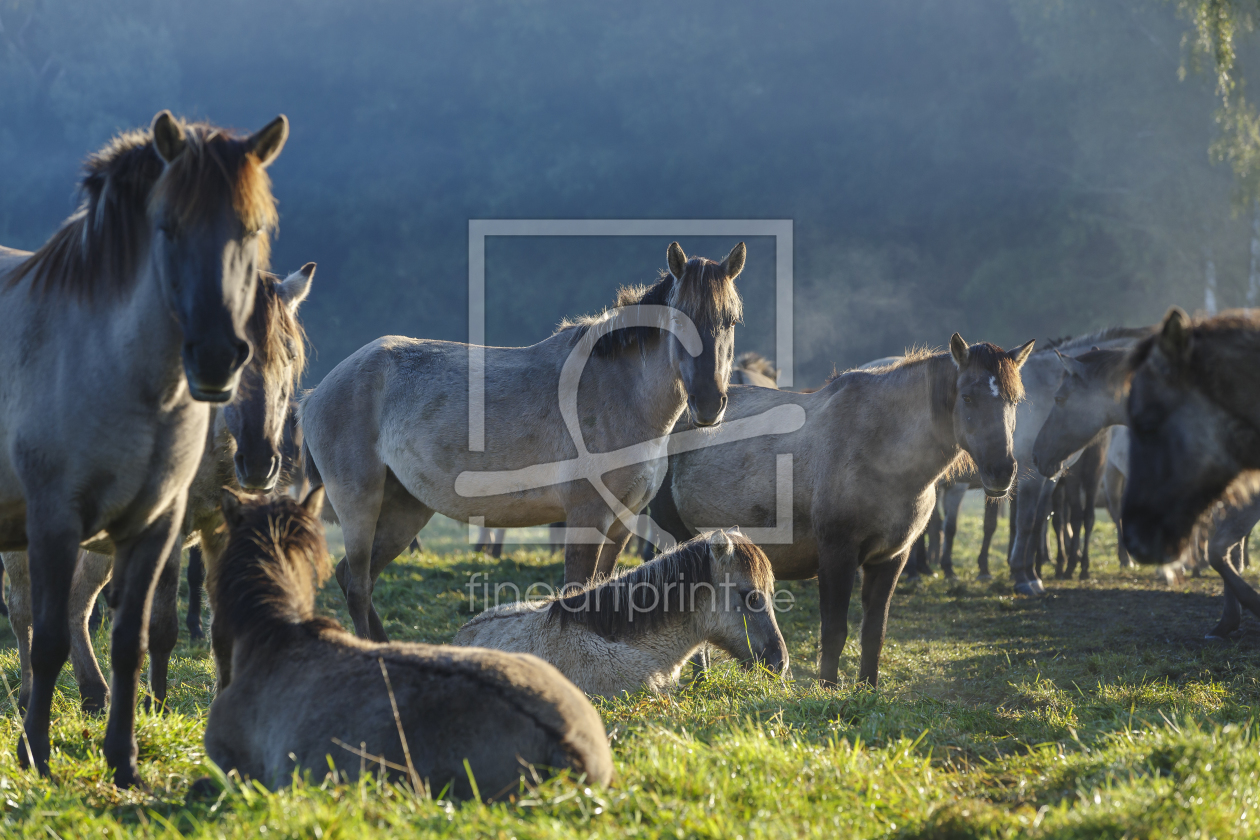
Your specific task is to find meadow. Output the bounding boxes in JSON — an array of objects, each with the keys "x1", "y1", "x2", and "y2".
[{"x1": 2, "y1": 502, "x2": 1260, "y2": 839}]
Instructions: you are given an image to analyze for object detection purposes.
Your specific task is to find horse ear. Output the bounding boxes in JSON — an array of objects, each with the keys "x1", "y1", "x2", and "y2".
[
  {"x1": 1009, "y1": 339, "x2": 1036, "y2": 369},
  {"x1": 248, "y1": 115, "x2": 290, "y2": 168},
  {"x1": 667, "y1": 242, "x2": 688, "y2": 281},
  {"x1": 1055, "y1": 349, "x2": 1086, "y2": 379},
  {"x1": 151, "y1": 111, "x2": 186, "y2": 163},
  {"x1": 220, "y1": 486, "x2": 246, "y2": 529},
  {"x1": 1159, "y1": 306, "x2": 1193, "y2": 366},
  {"x1": 301, "y1": 485, "x2": 326, "y2": 518},
  {"x1": 707, "y1": 529, "x2": 734, "y2": 558},
  {"x1": 949, "y1": 333, "x2": 970, "y2": 369},
  {"x1": 720, "y1": 242, "x2": 747, "y2": 280},
  {"x1": 279, "y1": 263, "x2": 316, "y2": 312}
]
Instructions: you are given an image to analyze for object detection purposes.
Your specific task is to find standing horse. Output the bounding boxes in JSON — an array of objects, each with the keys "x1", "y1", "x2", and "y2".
[
  {"x1": 204, "y1": 488, "x2": 613, "y2": 798},
  {"x1": 729, "y1": 352, "x2": 779, "y2": 388},
  {"x1": 301, "y1": 242, "x2": 745, "y2": 640},
  {"x1": 0, "y1": 112, "x2": 288, "y2": 785},
  {"x1": 454, "y1": 529, "x2": 788, "y2": 696},
  {"x1": 659, "y1": 336, "x2": 1034, "y2": 686},
  {"x1": 2, "y1": 264, "x2": 312, "y2": 711},
  {"x1": 1003, "y1": 328, "x2": 1152, "y2": 595},
  {"x1": 1123, "y1": 308, "x2": 1260, "y2": 563}
]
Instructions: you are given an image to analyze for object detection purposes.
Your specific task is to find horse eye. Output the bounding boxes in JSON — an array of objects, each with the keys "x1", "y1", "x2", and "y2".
[{"x1": 962, "y1": 395, "x2": 973, "y2": 405}]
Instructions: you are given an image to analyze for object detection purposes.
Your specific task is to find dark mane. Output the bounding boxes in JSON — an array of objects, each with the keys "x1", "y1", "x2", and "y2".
[
  {"x1": 546, "y1": 532, "x2": 772, "y2": 641},
  {"x1": 210, "y1": 495, "x2": 332, "y2": 638},
  {"x1": 555, "y1": 256, "x2": 743, "y2": 357},
  {"x1": 8, "y1": 118, "x2": 278, "y2": 302},
  {"x1": 1048, "y1": 325, "x2": 1153, "y2": 356},
  {"x1": 249, "y1": 271, "x2": 308, "y2": 389}
]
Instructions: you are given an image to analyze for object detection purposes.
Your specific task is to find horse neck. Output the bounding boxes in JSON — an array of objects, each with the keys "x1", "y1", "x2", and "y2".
[
  {"x1": 588, "y1": 332, "x2": 688, "y2": 438},
  {"x1": 100, "y1": 260, "x2": 189, "y2": 403},
  {"x1": 214, "y1": 554, "x2": 313, "y2": 644},
  {"x1": 857, "y1": 355, "x2": 961, "y2": 488},
  {"x1": 1200, "y1": 332, "x2": 1260, "y2": 431}
]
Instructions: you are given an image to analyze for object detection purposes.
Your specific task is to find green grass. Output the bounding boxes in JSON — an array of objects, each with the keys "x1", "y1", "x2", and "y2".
[{"x1": 4, "y1": 505, "x2": 1260, "y2": 837}]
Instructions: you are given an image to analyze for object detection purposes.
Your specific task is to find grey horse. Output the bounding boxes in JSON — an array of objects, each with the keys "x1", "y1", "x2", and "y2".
[{"x1": 0, "y1": 111, "x2": 288, "y2": 786}]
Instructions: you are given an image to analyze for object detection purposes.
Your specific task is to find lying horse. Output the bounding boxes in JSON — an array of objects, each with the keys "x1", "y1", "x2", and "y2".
[
  {"x1": 453, "y1": 529, "x2": 788, "y2": 696},
  {"x1": 656, "y1": 335, "x2": 1034, "y2": 686},
  {"x1": 1123, "y1": 308, "x2": 1260, "y2": 563},
  {"x1": 204, "y1": 488, "x2": 613, "y2": 799},
  {"x1": 301, "y1": 241, "x2": 745, "y2": 640},
  {"x1": 2, "y1": 265, "x2": 312, "y2": 711}
]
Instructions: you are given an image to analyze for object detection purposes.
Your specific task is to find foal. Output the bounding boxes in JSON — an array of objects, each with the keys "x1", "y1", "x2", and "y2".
[
  {"x1": 454, "y1": 529, "x2": 789, "y2": 697},
  {"x1": 204, "y1": 489, "x2": 612, "y2": 799}
]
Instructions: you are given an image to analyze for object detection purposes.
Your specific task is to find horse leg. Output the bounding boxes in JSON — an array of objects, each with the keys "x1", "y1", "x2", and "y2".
[
  {"x1": 102, "y1": 505, "x2": 184, "y2": 788},
  {"x1": 1079, "y1": 479, "x2": 1097, "y2": 580},
  {"x1": 1007, "y1": 476, "x2": 1045, "y2": 595},
  {"x1": 1, "y1": 552, "x2": 34, "y2": 712},
  {"x1": 359, "y1": 472, "x2": 432, "y2": 642},
  {"x1": 185, "y1": 545, "x2": 205, "y2": 641},
  {"x1": 491, "y1": 528, "x2": 506, "y2": 559},
  {"x1": 1208, "y1": 544, "x2": 1244, "y2": 640},
  {"x1": 69, "y1": 551, "x2": 112, "y2": 715},
  {"x1": 1104, "y1": 464, "x2": 1130, "y2": 568},
  {"x1": 563, "y1": 504, "x2": 618, "y2": 587},
  {"x1": 817, "y1": 541, "x2": 859, "y2": 687},
  {"x1": 594, "y1": 518, "x2": 634, "y2": 581},
  {"x1": 0, "y1": 559, "x2": 7, "y2": 618},
  {"x1": 17, "y1": 511, "x2": 81, "y2": 778},
  {"x1": 144, "y1": 542, "x2": 183, "y2": 713},
  {"x1": 903, "y1": 534, "x2": 923, "y2": 581},
  {"x1": 326, "y1": 456, "x2": 388, "y2": 640},
  {"x1": 976, "y1": 498, "x2": 998, "y2": 580},
  {"x1": 925, "y1": 497, "x2": 942, "y2": 571},
  {"x1": 1007, "y1": 490, "x2": 1017, "y2": 565},
  {"x1": 1052, "y1": 483, "x2": 1068, "y2": 580},
  {"x1": 857, "y1": 553, "x2": 908, "y2": 687},
  {"x1": 1205, "y1": 496, "x2": 1260, "y2": 638},
  {"x1": 940, "y1": 483, "x2": 966, "y2": 579}
]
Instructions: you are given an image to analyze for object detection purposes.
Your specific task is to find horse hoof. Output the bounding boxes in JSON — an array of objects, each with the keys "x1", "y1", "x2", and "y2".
[
  {"x1": 1013, "y1": 582, "x2": 1037, "y2": 597},
  {"x1": 1078, "y1": 571, "x2": 1090, "y2": 581},
  {"x1": 977, "y1": 573, "x2": 992, "y2": 582},
  {"x1": 113, "y1": 764, "x2": 146, "y2": 790},
  {"x1": 80, "y1": 687, "x2": 109, "y2": 716},
  {"x1": 1030, "y1": 579, "x2": 1047, "y2": 595}
]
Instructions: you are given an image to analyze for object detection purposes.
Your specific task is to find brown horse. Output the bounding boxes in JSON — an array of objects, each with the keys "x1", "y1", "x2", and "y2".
[
  {"x1": 658, "y1": 336, "x2": 1034, "y2": 686},
  {"x1": 1123, "y1": 308, "x2": 1260, "y2": 563},
  {"x1": 0, "y1": 112, "x2": 288, "y2": 785},
  {"x1": 203, "y1": 488, "x2": 613, "y2": 798}
]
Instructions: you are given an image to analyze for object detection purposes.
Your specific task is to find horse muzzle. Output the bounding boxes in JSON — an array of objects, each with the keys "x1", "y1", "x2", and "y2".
[
  {"x1": 689, "y1": 394, "x2": 728, "y2": 428},
  {"x1": 234, "y1": 450, "x2": 282, "y2": 492},
  {"x1": 183, "y1": 339, "x2": 250, "y2": 403}
]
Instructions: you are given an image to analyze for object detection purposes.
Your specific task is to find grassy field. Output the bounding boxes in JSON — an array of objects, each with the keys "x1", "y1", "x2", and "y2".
[{"x1": 3, "y1": 503, "x2": 1260, "y2": 838}]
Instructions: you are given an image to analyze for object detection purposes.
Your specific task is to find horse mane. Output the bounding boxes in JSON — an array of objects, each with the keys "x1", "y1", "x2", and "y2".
[
  {"x1": 8, "y1": 118, "x2": 278, "y2": 302},
  {"x1": 1074, "y1": 346, "x2": 1129, "y2": 383},
  {"x1": 1048, "y1": 325, "x2": 1153, "y2": 356},
  {"x1": 735, "y1": 351, "x2": 779, "y2": 380},
  {"x1": 210, "y1": 494, "x2": 333, "y2": 638},
  {"x1": 831, "y1": 343, "x2": 1024, "y2": 402},
  {"x1": 249, "y1": 271, "x2": 308, "y2": 389},
  {"x1": 555, "y1": 256, "x2": 743, "y2": 357},
  {"x1": 1128, "y1": 310, "x2": 1260, "y2": 374},
  {"x1": 546, "y1": 532, "x2": 773, "y2": 641}
]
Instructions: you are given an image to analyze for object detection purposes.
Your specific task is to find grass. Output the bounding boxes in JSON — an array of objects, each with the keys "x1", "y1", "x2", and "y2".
[{"x1": 3, "y1": 502, "x2": 1260, "y2": 837}]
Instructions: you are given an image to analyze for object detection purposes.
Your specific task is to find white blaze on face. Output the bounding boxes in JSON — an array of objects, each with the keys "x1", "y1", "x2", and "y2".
[{"x1": 989, "y1": 376, "x2": 999, "y2": 398}]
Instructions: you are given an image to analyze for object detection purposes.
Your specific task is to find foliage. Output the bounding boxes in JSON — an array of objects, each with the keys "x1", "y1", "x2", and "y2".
[
  {"x1": 3, "y1": 507, "x2": 1260, "y2": 836},
  {"x1": 2, "y1": 1, "x2": 1259, "y2": 383}
]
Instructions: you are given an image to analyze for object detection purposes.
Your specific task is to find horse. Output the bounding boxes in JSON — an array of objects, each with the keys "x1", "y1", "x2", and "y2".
[
  {"x1": 1123, "y1": 308, "x2": 1260, "y2": 564},
  {"x1": 729, "y1": 352, "x2": 779, "y2": 388},
  {"x1": 1030, "y1": 346, "x2": 1133, "y2": 571},
  {"x1": 1200, "y1": 493, "x2": 1260, "y2": 640},
  {"x1": 1003, "y1": 327, "x2": 1153, "y2": 596},
  {"x1": 934, "y1": 470, "x2": 1003, "y2": 580},
  {"x1": 0, "y1": 112, "x2": 288, "y2": 786},
  {"x1": 203, "y1": 488, "x2": 613, "y2": 798},
  {"x1": 300, "y1": 241, "x2": 746, "y2": 640},
  {"x1": 2, "y1": 265, "x2": 312, "y2": 712},
  {"x1": 453, "y1": 529, "x2": 788, "y2": 696},
  {"x1": 655, "y1": 336, "x2": 1035, "y2": 686}
]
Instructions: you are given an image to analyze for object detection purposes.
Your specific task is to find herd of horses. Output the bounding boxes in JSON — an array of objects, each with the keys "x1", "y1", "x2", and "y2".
[{"x1": 0, "y1": 112, "x2": 1257, "y2": 799}]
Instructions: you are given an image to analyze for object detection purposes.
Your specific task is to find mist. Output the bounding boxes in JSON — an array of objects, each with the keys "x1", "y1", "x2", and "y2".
[{"x1": 1, "y1": 0, "x2": 1251, "y2": 384}]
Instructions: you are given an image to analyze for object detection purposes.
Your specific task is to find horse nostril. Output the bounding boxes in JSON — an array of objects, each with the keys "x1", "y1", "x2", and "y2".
[{"x1": 233, "y1": 340, "x2": 251, "y2": 370}]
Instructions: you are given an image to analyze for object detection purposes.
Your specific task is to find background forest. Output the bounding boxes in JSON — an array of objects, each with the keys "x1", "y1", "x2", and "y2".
[{"x1": 3, "y1": 0, "x2": 1258, "y2": 385}]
